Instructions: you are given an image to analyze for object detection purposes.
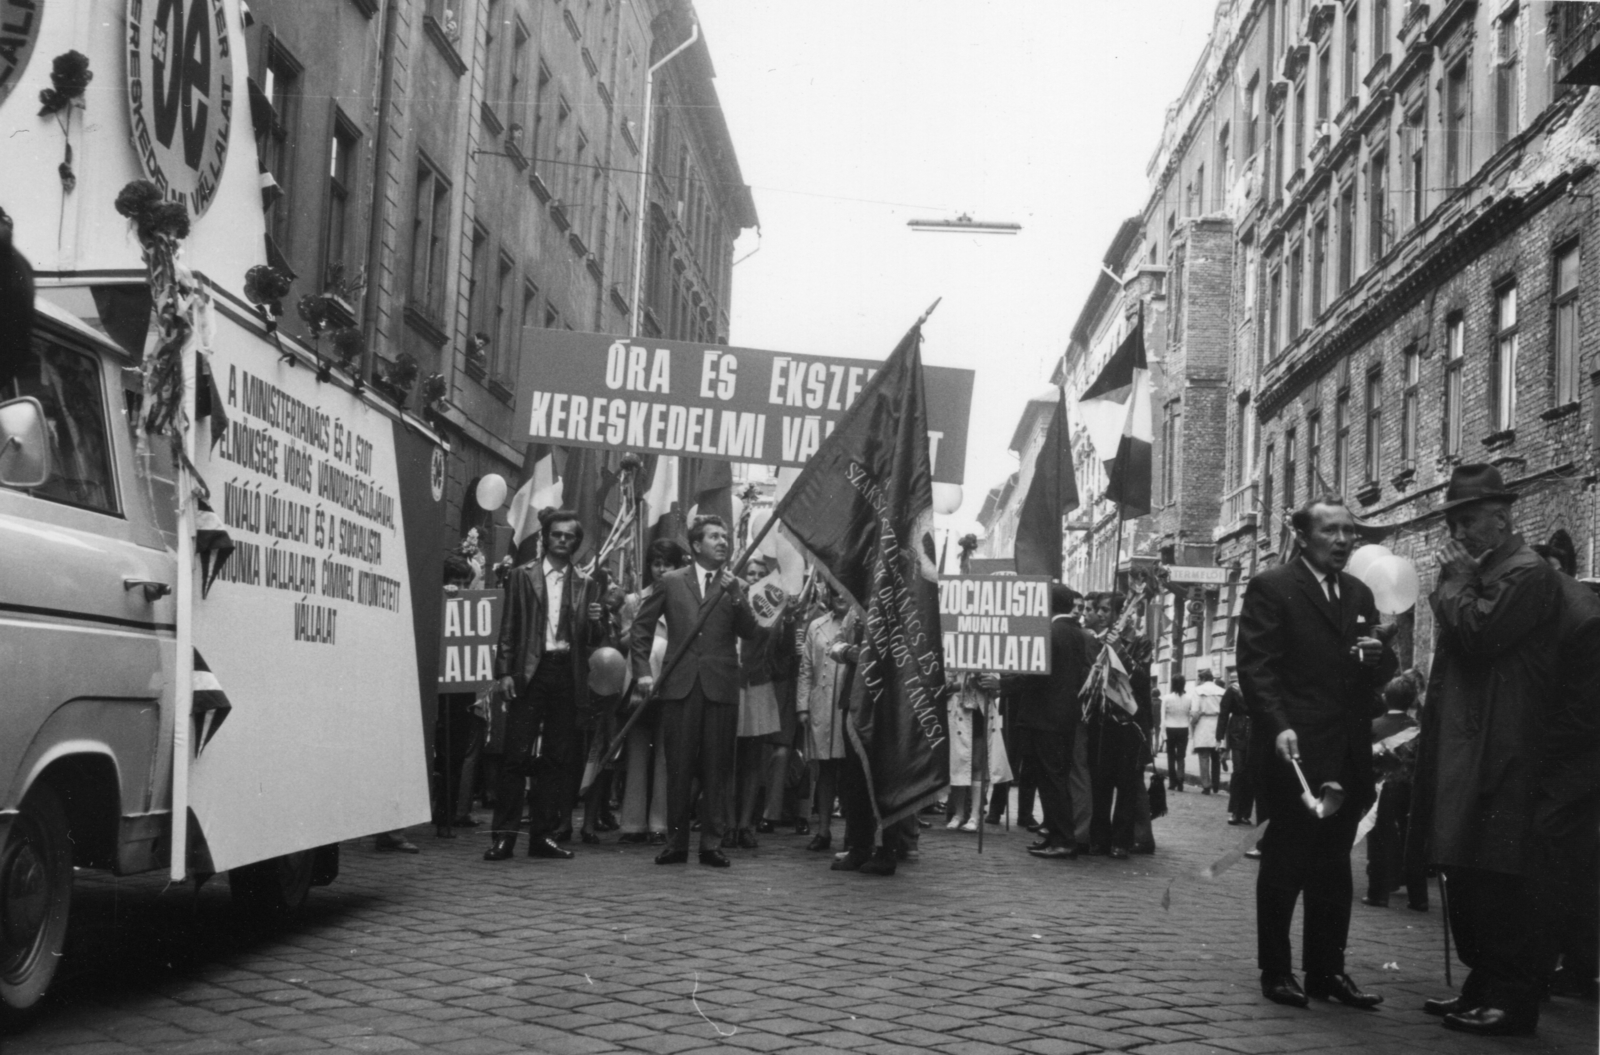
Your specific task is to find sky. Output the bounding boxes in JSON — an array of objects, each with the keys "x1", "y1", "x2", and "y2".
[{"x1": 692, "y1": 0, "x2": 1220, "y2": 533}]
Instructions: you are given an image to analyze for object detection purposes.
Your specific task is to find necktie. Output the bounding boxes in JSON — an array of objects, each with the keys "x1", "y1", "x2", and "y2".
[
  {"x1": 1323, "y1": 573, "x2": 1339, "y2": 606},
  {"x1": 705, "y1": 570, "x2": 715, "y2": 598}
]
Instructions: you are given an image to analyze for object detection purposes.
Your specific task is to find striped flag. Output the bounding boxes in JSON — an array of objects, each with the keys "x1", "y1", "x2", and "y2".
[
  {"x1": 192, "y1": 650, "x2": 232, "y2": 755},
  {"x1": 1078, "y1": 315, "x2": 1152, "y2": 519}
]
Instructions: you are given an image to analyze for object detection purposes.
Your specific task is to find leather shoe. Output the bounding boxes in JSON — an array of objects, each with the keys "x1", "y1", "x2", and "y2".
[
  {"x1": 1422, "y1": 994, "x2": 1473, "y2": 1017},
  {"x1": 756, "y1": 819, "x2": 777, "y2": 834},
  {"x1": 1305, "y1": 973, "x2": 1382, "y2": 1008},
  {"x1": 1360, "y1": 896, "x2": 1389, "y2": 907},
  {"x1": 831, "y1": 850, "x2": 869, "y2": 871},
  {"x1": 654, "y1": 847, "x2": 688, "y2": 865},
  {"x1": 1244, "y1": 848, "x2": 1263, "y2": 859},
  {"x1": 1442, "y1": 1006, "x2": 1535, "y2": 1036},
  {"x1": 1019, "y1": 817, "x2": 1041, "y2": 832},
  {"x1": 482, "y1": 836, "x2": 515, "y2": 861},
  {"x1": 807, "y1": 834, "x2": 832, "y2": 852},
  {"x1": 1028, "y1": 845, "x2": 1076, "y2": 860},
  {"x1": 579, "y1": 830, "x2": 600, "y2": 845},
  {"x1": 1108, "y1": 846, "x2": 1130, "y2": 860},
  {"x1": 857, "y1": 849, "x2": 897, "y2": 876},
  {"x1": 698, "y1": 849, "x2": 731, "y2": 868},
  {"x1": 1028, "y1": 839, "x2": 1050, "y2": 851},
  {"x1": 527, "y1": 836, "x2": 574, "y2": 859},
  {"x1": 1261, "y1": 972, "x2": 1309, "y2": 1008},
  {"x1": 736, "y1": 828, "x2": 758, "y2": 849}
]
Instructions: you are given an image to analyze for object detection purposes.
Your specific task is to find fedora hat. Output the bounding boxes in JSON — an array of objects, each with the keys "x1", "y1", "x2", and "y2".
[{"x1": 1437, "y1": 463, "x2": 1518, "y2": 512}]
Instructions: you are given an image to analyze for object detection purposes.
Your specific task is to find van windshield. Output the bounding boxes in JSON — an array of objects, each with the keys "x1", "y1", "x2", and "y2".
[{"x1": 2, "y1": 336, "x2": 118, "y2": 515}]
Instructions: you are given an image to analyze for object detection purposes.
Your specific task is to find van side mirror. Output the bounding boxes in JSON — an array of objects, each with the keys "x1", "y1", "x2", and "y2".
[{"x1": 0, "y1": 397, "x2": 52, "y2": 488}]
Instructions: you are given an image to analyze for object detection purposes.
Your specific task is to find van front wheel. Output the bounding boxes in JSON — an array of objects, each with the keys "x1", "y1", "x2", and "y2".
[
  {"x1": 228, "y1": 850, "x2": 314, "y2": 918},
  {"x1": 0, "y1": 784, "x2": 73, "y2": 1018}
]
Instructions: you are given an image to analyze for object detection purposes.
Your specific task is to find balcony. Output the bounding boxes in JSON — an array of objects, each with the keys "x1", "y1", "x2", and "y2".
[{"x1": 1212, "y1": 480, "x2": 1259, "y2": 542}]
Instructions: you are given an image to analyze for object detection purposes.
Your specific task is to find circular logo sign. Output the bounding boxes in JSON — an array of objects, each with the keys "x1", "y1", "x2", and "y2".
[
  {"x1": 430, "y1": 448, "x2": 445, "y2": 503},
  {"x1": 126, "y1": 0, "x2": 233, "y2": 220},
  {"x1": 0, "y1": 0, "x2": 45, "y2": 110}
]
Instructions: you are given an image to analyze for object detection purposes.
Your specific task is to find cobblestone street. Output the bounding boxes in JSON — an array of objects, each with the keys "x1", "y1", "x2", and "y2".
[{"x1": 5, "y1": 791, "x2": 1592, "y2": 1055}]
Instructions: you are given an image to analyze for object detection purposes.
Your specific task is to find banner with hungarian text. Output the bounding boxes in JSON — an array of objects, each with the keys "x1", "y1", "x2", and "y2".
[
  {"x1": 938, "y1": 575, "x2": 1053, "y2": 674},
  {"x1": 515, "y1": 330, "x2": 973, "y2": 484}
]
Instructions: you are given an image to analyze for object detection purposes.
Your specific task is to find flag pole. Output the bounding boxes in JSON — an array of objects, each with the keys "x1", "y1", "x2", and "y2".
[
  {"x1": 917, "y1": 297, "x2": 942, "y2": 326},
  {"x1": 583, "y1": 510, "x2": 784, "y2": 792}
]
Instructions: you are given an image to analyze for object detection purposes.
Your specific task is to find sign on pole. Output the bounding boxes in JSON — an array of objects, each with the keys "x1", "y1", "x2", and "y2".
[
  {"x1": 938, "y1": 575, "x2": 1052, "y2": 674},
  {"x1": 1167, "y1": 565, "x2": 1229, "y2": 585},
  {"x1": 439, "y1": 589, "x2": 501, "y2": 691},
  {"x1": 514, "y1": 330, "x2": 975, "y2": 484}
]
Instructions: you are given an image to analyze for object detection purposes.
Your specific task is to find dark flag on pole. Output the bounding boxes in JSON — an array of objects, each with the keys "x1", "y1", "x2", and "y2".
[
  {"x1": 1078, "y1": 315, "x2": 1153, "y2": 519},
  {"x1": 1014, "y1": 387, "x2": 1078, "y2": 579},
  {"x1": 774, "y1": 318, "x2": 948, "y2": 826}
]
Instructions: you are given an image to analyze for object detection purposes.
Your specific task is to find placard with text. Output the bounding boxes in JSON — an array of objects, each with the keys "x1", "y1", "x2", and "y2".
[
  {"x1": 938, "y1": 575, "x2": 1053, "y2": 674},
  {"x1": 439, "y1": 589, "x2": 502, "y2": 691}
]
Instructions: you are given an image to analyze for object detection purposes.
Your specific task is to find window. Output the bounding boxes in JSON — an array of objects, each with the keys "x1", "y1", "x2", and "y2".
[
  {"x1": 1216, "y1": 127, "x2": 1230, "y2": 210},
  {"x1": 1273, "y1": 113, "x2": 1286, "y2": 199},
  {"x1": 1267, "y1": 263, "x2": 1283, "y2": 358},
  {"x1": 571, "y1": 130, "x2": 588, "y2": 209},
  {"x1": 1, "y1": 339, "x2": 118, "y2": 514},
  {"x1": 1235, "y1": 392, "x2": 1255, "y2": 487},
  {"x1": 1288, "y1": 240, "x2": 1304, "y2": 338},
  {"x1": 1368, "y1": 149, "x2": 1388, "y2": 262},
  {"x1": 1162, "y1": 401, "x2": 1181, "y2": 505},
  {"x1": 1344, "y1": 9, "x2": 1360, "y2": 104},
  {"x1": 1311, "y1": 217, "x2": 1328, "y2": 318},
  {"x1": 515, "y1": 280, "x2": 538, "y2": 382},
  {"x1": 493, "y1": 253, "x2": 514, "y2": 379},
  {"x1": 322, "y1": 117, "x2": 359, "y2": 287},
  {"x1": 483, "y1": 0, "x2": 504, "y2": 119},
  {"x1": 1494, "y1": 12, "x2": 1520, "y2": 148},
  {"x1": 1444, "y1": 314, "x2": 1465, "y2": 456},
  {"x1": 1364, "y1": 367, "x2": 1383, "y2": 483},
  {"x1": 1263, "y1": 441, "x2": 1276, "y2": 535},
  {"x1": 1445, "y1": 58, "x2": 1470, "y2": 188},
  {"x1": 1492, "y1": 283, "x2": 1519, "y2": 431},
  {"x1": 1317, "y1": 47, "x2": 1331, "y2": 123},
  {"x1": 261, "y1": 41, "x2": 303, "y2": 253},
  {"x1": 1194, "y1": 164, "x2": 1205, "y2": 216},
  {"x1": 466, "y1": 224, "x2": 490, "y2": 359},
  {"x1": 509, "y1": 22, "x2": 530, "y2": 126},
  {"x1": 1337, "y1": 183, "x2": 1355, "y2": 292},
  {"x1": 1554, "y1": 241, "x2": 1581, "y2": 406},
  {"x1": 1334, "y1": 380, "x2": 1351, "y2": 496},
  {"x1": 1283, "y1": 426, "x2": 1298, "y2": 511},
  {"x1": 409, "y1": 160, "x2": 451, "y2": 321},
  {"x1": 611, "y1": 196, "x2": 634, "y2": 297},
  {"x1": 531, "y1": 63, "x2": 552, "y2": 175},
  {"x1": 1246, "y1": 79, "x2": 1260, "y2": 158},
  {"x1": 1404, "y1": 106, "x2": 1427, "y2": 229},
  {"x1": 1307, "y1": 410, "x2": 1322, "y2": 490},
  {"x1": 1293, "y1": 82, "x2": 1306, "y2": 171},
  {"x1": 1372, "y1": 0, "x2": 1390, "y2": 58},
  {"x1": 1401, "y1": 344, "x2": 1420, "y2": 467},
  {"x1": 552, "y1": 97, "x2": 572, "y2": 196}
]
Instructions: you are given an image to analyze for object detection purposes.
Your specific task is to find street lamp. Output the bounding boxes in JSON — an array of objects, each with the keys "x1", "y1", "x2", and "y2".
[{"x1": 907, "y1": 214, "x2": 1021, "y2": 235}]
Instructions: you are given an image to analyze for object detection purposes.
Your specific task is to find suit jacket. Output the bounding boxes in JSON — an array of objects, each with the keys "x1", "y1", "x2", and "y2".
[
  {"x1": 493, "y1": 559, "x2": 603, "y2": 704},
  {"x1": 628, "y1": 564, "x2": 758, "y2": 704},
  {"x1": 1237, "y1": 559, "x2": 1396, "y2": 821},
  {"x1": 1004, "y1": 615, "x2": 1097, "y2": 733}
]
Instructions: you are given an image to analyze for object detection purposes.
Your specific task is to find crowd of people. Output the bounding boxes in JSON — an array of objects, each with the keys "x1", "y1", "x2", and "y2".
[{"x1": 420, "y1": 460, "x2": 1595, "y2": 1040}]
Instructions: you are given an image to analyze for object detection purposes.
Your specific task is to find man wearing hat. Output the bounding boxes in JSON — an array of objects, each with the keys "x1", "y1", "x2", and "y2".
[
  {"x1": 1238, "y1": 494, "x2": 1395, "y2": 1011},
  {"x1": 1409, "y1": 464, "x2": 1594, "y2": 1036}
]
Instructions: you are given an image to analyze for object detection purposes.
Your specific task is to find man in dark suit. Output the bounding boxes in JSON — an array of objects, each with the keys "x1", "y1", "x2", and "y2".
[
  {"x1": 990, "y1": 585, "x2": 1096, "y2": 859},
  {"x1": 1238, "y1": 495, "x2": 1395, "y2": 1010},
  {"x1": 487, "y1": 511, "x2": 605, "y2": 861},
  {"x1": 630, "y1": 515, "x2": 759, "y2": 867}
]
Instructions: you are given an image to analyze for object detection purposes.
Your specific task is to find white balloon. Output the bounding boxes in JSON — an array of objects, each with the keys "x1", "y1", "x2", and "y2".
[
  {"x1": 932, "y1": 483, "x2": 964, "y2": 515},
  {"x1": 1345, "y1": 543, "x2": 1393, "y2": 581},
  {"x1": 1362, "y1": 554, "x2": 1421, "y2": 614},
  {"x1": 475, "y1": 473, "x2": 508, "y2": 511}
]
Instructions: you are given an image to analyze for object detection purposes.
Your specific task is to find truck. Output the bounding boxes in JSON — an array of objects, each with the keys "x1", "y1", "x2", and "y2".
[{"x1": 0, "y1": 0, "x2": 445, "y2": 1015}]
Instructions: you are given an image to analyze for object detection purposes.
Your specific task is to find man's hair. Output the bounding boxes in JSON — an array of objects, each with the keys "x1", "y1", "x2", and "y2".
[
  {"x1": 1171, "y1": 674, "x2": 1187, "y2": 693},
  {"x1": 1050, "y1": 583, "x2": 1080, "y2": 615},
  {"x1": 541, "y1": 510, "x2": 583, "y2": 547},
  {"x1": 1382, "y1": 675, "x2": 1418, "y2": 711},
  {"x1": 1290, "y1": 494, "x2": 1351, "y2": 536},
  {"x1": 1088, "y1": 590, "x2": 1123, "y2": 614},
  {"x1": 688, "y1": 515, "x2": 728, "y2": 547},
  {"x1": 1197, "y1": 668, "x2": 1214, "y2": 682},
  {"x1": 645, "y1": 538, "x2": 688, "y2": 570}
]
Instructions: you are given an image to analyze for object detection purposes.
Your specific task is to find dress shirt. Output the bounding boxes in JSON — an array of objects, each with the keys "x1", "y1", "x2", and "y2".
[
  {"x1": 543, "y1": 558, "x2": 569, "y2": 653},
  {"x1": 1301, "y1": 557, "x2": 1339, "y2": 604}
]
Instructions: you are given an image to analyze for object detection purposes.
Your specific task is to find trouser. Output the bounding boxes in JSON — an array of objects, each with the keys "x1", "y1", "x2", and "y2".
[
  {"x1": 1538, "y1": 790, "x2": 1600, "y2": 979},
  {"x1": 619, "y1": 719, "x2": 669, "y2": 834},
  {"x1": 1445, "y1": 866, "x2": 1543, "y2": 1020},
  {"x1": 812, "y1": 759, "x2": 842, "y2": 835},
  {"x1": 1070, "y1": 726, "x2": 1093, "y2": 845},
  {"x1": 434, "y1": 692, "x2": 479, "y2": 822},
  {"x1": 1365, "y1": 781, "x2": 1427, "y2": 906},
  {"x1": 1132, "y1": 731, "x2": 1155, "y2": 852},
  {"x1": 661, "y1": 681, "x2": 736, "y2": 852},
  {"x1": 1089, "y1": 717, "x2": 1142, "y2": 851},
  {"x1": 1018, "y1": 725, "x2": 1075, "y2": 848},
  {"x1": 840, "y1": 734, "x2": 876, "y2": 854},
  {"x1": 735, "y1": 736, "x2": 769, "y2": 830},
  {"x1": 1227, "y1": 745, "x2": 1254, "y2": 819},
  {"x1": 490, "y1": 656, "x2": 577, "y2": 842},
  {"x1": 1196, "y1": 747, "x2": 1221, "y2": 792},
  {"x1": 1256, "y1": 805, "x2": 1358, "y2": 976},
  {"x1": 1164, "y1": 728, "x2": 1189, "y2": 788}
]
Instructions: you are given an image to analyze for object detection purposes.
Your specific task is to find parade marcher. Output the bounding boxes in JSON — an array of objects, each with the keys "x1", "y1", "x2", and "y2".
[
  {"x1": 1190, "y1": 670, "x2": 1225, "y2": 795},
  {"x1": 830, "y1": 612, "x2": 903, "y2": 876},
  {"x1": 944, "y1": 673, "x2": 1012, "y2": 831},
  {"x1": 1409, "y1": 465, "x2": 1600, "y2": 1036},
  {"x1": 1362, "y1": 675, "x2": 1425, "y2": 911},
  {"x1": 434, "y1": 552, "x2": 485, "y2": 834},
  {"x1": 629, "y1": 515, "x2": 759, "y2": 867},
  {"x1": 616, "y1": 540, "x2": 687, "y2": 844},
  {"x1": 1084, "y1": 592, "x2": 1146, "y2": 859},
  {"x1": 1160, "y1": 675, "x2": 1192, "y2": 791},
  {"x1": 988, "y1": 584, "x2": 1096, "y2": 859},
  {"x1": 1217, "y1": 668, "x2": 1253, "y2": 825},
  {"x1": 1238, "y1": 495, "x2": 1395, "y2": 1010},
  {"x1": 796, "y1": 584, "x2": 853, "y2": 852},
  {"x1": 730, "y1": 557, "x2": 799, "y2": 848},
  {"x1": 486, "y1": 511, "x2": 605, "y2": 861}
]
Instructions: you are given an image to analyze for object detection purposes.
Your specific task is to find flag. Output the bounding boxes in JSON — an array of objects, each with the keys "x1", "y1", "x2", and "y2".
[
  {"x1": 560, "y1": 446, "x2": 613, "y2": 564},
  {"x1": 1078, "y1": 316, "x2": 1152, "y2": 518},
  {"x1": 774, "y1": 321, "x2": 948, "y2": 827},
  {"x1": 1013, "y1": 387, "x2": 1078, "y2": 579},
  {"x1": 682, "y1": 457, "x2": 733, "y2": 526},
  {"x1": 192, "y1": 649, "x2": 232, "y2": 754},
  {"x1": 641, "y1": 454, "x2": 686, "y2": 543},
  {"x1": 507, "y1": 443, "x2": 562, "y2": 555}
]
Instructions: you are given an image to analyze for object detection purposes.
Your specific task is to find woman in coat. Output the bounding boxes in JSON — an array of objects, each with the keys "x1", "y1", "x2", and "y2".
[{"x1": 796, "y1": 585, "x2": 853, "y2": 851}]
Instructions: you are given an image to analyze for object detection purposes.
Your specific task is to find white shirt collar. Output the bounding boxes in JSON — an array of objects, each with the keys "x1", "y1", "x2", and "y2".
[{"x1": 1300, "y1": 556, "x2": 1337, "y2": 585}]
